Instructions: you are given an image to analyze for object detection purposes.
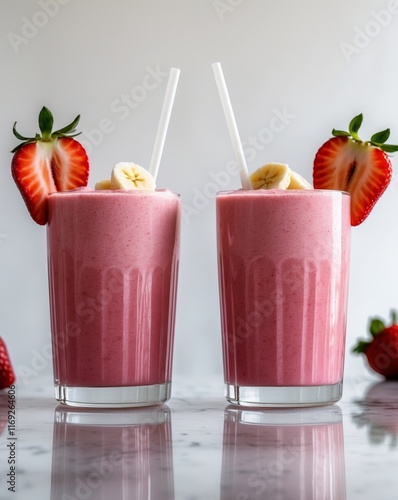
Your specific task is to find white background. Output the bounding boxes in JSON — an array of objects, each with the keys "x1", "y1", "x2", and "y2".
[{"x1": 1, "y1": 0, "x2": 398, "y2": 387}]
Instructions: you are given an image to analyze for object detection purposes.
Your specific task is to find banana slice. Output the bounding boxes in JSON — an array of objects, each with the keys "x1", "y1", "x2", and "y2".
[
  {"x1": 288, "y1": 171, "x2": 313, "y2": 190},
  {"x1": 95, "y1": 179, "x2": 112, "y2": 190},
  {"x1": 110, "y1": 162, "x2": 156, "y2": 190},
  {"x1": 250, "y1": 163, "x2": 292, "y2": 190}
]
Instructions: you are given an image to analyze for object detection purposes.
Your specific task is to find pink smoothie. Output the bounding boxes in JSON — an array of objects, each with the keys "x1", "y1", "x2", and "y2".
[
  {"x1": 47, "y1": 189, "x2": 180, "y2": 388},
  {"x1": 217, "y1": 189, "x2": 350, "y2": 387}
]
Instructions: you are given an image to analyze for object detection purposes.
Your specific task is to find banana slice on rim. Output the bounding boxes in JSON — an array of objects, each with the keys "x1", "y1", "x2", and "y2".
[
  {"x1": 94, "y1": 179, "x2": 112, "y2": 190},
  {"x1": 110, "y1": 162, "x2": 156, "y2": 190},
  {"x1": 288, "y1": 171, "x2": 313, "y2": 190},
  {"x1": 250, "y1": 163, "x2": 292, "y2": 190}
]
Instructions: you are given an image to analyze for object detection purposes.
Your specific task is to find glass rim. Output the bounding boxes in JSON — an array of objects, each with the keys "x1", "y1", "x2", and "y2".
[
  {"x1": 224, "y1": 405, "x2": 342, "y2": 426},
  {"x1": 48, "y1": 188, "x2": 180, "y2": 198},
  {"x1": 55, "y1": 405, "x2": 171, "y2": 426},
  {"x1": 216, "y1": 189, "x2": 350, "y2": 197}
]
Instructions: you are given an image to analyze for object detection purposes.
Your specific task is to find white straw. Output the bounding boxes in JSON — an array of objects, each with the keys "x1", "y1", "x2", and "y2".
[
  {"x1": 212, "y1": 62, "x2": 252, "y2": 190},
  {"x1": 149, "y1": 67, "x2": 181, "y2": 180}
]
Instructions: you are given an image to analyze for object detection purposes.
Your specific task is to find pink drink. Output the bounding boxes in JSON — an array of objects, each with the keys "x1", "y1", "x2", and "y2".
[
  {"x1": 47, "y1": 189, "x2": 180, "y2": 407},
  {"x1": 217, "y1": 189, "x2": 350, "y2": 406}
]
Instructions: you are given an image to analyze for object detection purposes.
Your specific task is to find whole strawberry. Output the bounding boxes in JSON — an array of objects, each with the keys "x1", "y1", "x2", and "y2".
[
  {"x1": 313, "y1": 113, "x2": 398, "y2": 226},
  {"x1": 353, "y1": 311, "x2": 398, "y2": 380},
  {"x1": 0, "y1": 337, "x2": 16, "y2": 389},
  {"x1": 11, "y1": 107, "x2": 89, "y2": 225}
]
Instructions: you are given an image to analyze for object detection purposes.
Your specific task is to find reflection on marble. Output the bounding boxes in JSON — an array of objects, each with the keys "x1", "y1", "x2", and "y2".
[
  {"x1": 221, "y1": 406, "x2": 346, "y2": 500},
  {"x1": 352, "y1": 381, "x2": 398, "y2": 447},
  {"x1": 3, "y1": 376, "x2": 398, "y2": 499},
  {"x1": 50, "y1": 405, "x2": 174, "y2": 499}
]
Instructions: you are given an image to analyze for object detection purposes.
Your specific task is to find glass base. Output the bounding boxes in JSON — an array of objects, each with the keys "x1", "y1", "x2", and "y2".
[
  {"x1": 225, "y1": 382, "x2": 343, "y2": 408},
  {"x1": 54, "y1": 382, "x2": 171, "y2": 408}
]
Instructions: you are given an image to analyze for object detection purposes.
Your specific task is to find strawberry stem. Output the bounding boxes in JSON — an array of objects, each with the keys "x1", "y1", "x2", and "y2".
[
  {"x1": 370, "y1": 318, "x2": 385, "y2": 337},
  {"x1": 348, "y1": 113, "x2": 363, "y2": 142},
  {"x1": 352, "y1": 311, "x2": 398, "y2": 356},
  {"x1": 38, "y1": 107, "x2": 54, "y2": 141},
  {"x1": 331, "y1": 113, "x2": 398, "y2": 153},
  {"x1": 352, "y1": 315, "x2": 386, "y2": 355},
  {"x1": 352, "y1": 340, "x2": 369, "y2": 354},
  {"x1": 11, "y1": 107, "x2": 83, "y2": 153}
]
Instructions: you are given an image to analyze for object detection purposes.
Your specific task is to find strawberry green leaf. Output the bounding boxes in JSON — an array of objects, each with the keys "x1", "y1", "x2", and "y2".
[
  {"x1": 349, "y1": 113, "x2": 363, "y2": 141},
  {"x1": 53, "y1": 114, "x2": 80, "y2": 136},
  {"x1": 370, "y1": 318, "x2": 385, "y2": 337},
  {"x1": 10, "y1": 139, "x2": 36, "y2": 153},
  {"x1": 379, "y1": 144, "x2": 398, "y2": 153},
  {"x1": 371, "y1": 129, "x2": 390, "y2": 145},
  {"x1": 391, "y1": 309, "x2": 398, "y2": 325},
  {"x1": 12, "y1": 122, "x2": 32, "y2": 141},
  {"x1": 332, "y1": 129, "x2": 350, "y2": 137},
  {"x1": 38, "y1": 107, "x2": 54, "y2": 140},
  {"x1": 352, "y1": 340, "x2": 369, "y2": 354}
]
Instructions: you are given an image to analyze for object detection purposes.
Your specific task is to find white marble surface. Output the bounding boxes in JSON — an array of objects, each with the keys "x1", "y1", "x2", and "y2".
[{"x1": 1, "y1": 374, "x2": 398, "y2": 500}]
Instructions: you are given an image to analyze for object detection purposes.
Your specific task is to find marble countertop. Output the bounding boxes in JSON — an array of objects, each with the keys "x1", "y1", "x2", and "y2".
[{"x1": 1, "y1": 374, "x2": 398, "y2": 500}]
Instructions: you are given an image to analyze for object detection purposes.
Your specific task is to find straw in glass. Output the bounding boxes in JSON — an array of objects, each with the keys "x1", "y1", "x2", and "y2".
[
  {"x1": 212, "y1": 62, "x2": 252, "y2": 190},
  {"x1": 149, "y1": 67, "x2": 181, "y2": 181}
]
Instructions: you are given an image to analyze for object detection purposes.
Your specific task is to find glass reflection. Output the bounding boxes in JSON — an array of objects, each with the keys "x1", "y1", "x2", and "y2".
[
  {"x1": 353, "y1": 381, "x2": 398, "y2": 447},
  {"x1": 221, "y1": 405, "x2": 345, "y2": 499},
  {"x1": 51, "y1": 405, "x2": 174, "y2": 499}
]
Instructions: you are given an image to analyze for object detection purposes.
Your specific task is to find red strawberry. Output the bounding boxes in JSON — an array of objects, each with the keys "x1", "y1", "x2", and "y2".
[
  {"x1": 313, "y1": 114, "x2": 397, "y2": 226},
  {"x1": 353, "y1": 311, "x2": 398, "y2": 380},
  {"x1": 51, "y1": 137, "x2": 89, "y2": 191},
  {"x1": 0, "y1": 337, "x2": 16, "y2": 389},
  {"x1": 11, "y1": 107, "x2": 89, "y2": 225},
  {"x1": 12, "y1": 142, "x2": 57, "y2": 225}
]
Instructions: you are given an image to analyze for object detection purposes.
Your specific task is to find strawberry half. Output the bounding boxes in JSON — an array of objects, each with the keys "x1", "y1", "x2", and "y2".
[
  {"x1": 313, "y1": 114, "x2": 397, "y2": 226},
  {"x1": 353, "y1": 311, "x2": 398, "y2": 380},
  {"x1": 0, "y1": 337, "x2": 15, "y2": 390},
  {"x1": 11, "y1": 107, "x2": 89, "y2": 225}
]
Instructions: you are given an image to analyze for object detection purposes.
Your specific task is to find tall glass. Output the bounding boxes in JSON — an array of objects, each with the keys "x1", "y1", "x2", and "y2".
[
  {"x1": 47, "y1": 189, "x2": 181, "y2": 407},
  {"x1": 216, "y1": 189, "x2": 350, "y2": 407}
]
